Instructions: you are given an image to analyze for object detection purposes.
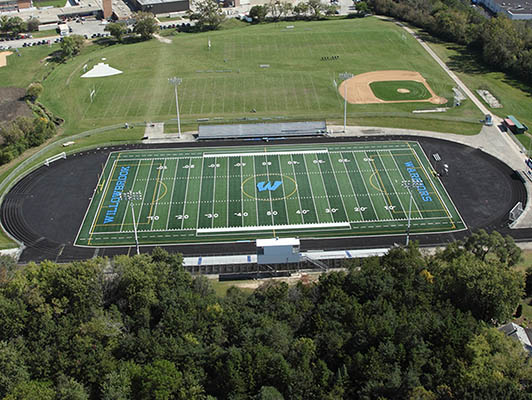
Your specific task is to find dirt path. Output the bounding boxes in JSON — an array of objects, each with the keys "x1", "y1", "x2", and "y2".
[
  {"x1": 0, "y1": 51, "x2": 13, "y2": 68},
  {"x1": 338, "y1": 70, "x2": 447, "y2": 105}
]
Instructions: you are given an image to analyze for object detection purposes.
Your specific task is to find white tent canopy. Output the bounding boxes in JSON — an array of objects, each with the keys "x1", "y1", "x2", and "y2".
[{"x1": 81, "y1": 63, "x2": 123, "y2": 78}]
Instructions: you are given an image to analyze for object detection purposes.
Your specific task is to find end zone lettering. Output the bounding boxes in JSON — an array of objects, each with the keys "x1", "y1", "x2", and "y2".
[
  {"x1": 103, "y1": 166, "x2": 130, "y2": 224},
  {"x1": 404, "y1": 161, "x2": 432, "y2": 202}
]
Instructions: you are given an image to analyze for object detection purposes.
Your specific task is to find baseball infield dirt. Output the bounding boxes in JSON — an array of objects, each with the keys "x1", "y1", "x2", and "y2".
[
  {"x1": 339, "y1": 70, "x2": 447, "y2": 105},
  {"x1": 0, "y1": 51, "x2": 12, "y2": 68}
]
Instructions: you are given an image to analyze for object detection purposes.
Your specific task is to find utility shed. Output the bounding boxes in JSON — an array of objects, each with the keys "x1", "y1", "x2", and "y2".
[{"x1": 256, "y1": 237, "x2": 300, "y2": 264}]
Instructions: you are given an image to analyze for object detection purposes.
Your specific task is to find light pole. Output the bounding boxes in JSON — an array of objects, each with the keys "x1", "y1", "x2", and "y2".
[
  {"x1": 168, "y1": 77, "x2": 182, "y2": 138},
  {"x1": 120, "y1": 190, "x2": 143, "y2": 255},
  {"x1": 402, "y1": 180, "x2": 415, "y2": 246},
  {"x1": 339, "y1": 72, "x2": 353, "y2": 133}
]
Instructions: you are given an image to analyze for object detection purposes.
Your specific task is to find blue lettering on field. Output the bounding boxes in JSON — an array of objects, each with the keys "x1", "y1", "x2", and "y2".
[
  {"x1": 257, "y1": 181, "x2": 282, "y2": 192},
  {"x1": 103, "y1": 166, "x2": 130, "y2": 224},
  {"x1": 404, "y1": 161, "x2": 432, "y2": 202}
]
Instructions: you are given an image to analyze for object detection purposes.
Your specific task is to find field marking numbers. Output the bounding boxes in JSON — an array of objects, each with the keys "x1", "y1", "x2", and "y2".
[
  {"x1": 211, "y1": 158, "x2": 217, "y2": 228},
  {"x1": 165, "y1": 159, "x2": 179, "y2": 230},
  {"x1": 150, "y1": 160, "x2": 167, "y2": 230},
  {"x1": 180, "y1": 158, "x2": 193, "y2": 230},
  {"x1": 340, "y1": 151, "x2": 364, "y2": 221},
  {"x1": 264, "y1": 154, "x2": 275, "y2": 225},
  {"x1": 388, "y1": 150, "x2": 423, "y2": 218},
  {"x1": 375, "y1": 152, "x2": 408, "y2": 218},
  {"x1": 119, "y1": 159, "x2": 142, "y2": 232},
  {"x1": 226, "y1": 157, "x2": 230, "y2": 228},
  {"x1": 325, "y1": 152, "x2": 349, "y2": 223},
  {"x1": 351, "y1": 151, "x2": 379, "y2": 218},
  {"x1": 252, "y1": 155, "x2": 260, "y2": 227},
  {"x1": 240, "y1": 156, "x2": 245, "y2": 226},
  {"x1": 311, "y1": 153, "x2": 335, "y2": 223},
  {"x1": 365, "y1": 151, "x2": 394, "y2": 219},
  {"x1": 301, "y1": 154, "x2": 322, "y2": 223},
  {"x1": 195, "y1": 158, "x2": 206, "y2": 231},
  {"x1": 289, "y1": 154, "x2": 310, "y2": 224}
]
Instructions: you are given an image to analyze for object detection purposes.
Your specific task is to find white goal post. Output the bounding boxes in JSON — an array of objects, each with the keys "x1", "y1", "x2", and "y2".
[{"x1": 44, "y1": 152, "x2": 66, "y2": 167}]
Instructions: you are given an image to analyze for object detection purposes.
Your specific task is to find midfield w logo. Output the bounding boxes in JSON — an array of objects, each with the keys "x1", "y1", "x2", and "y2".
[{"x1": 257, "y1": 181, "x2": 282, "y2": 192}]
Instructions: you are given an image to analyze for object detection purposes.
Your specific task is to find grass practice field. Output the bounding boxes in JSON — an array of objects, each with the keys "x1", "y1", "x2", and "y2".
[
  {"x1": 75, "y1": 141, "x2": 466, "y2": 247},
  {"x1": 32, "y1": 17, "x2": 482, "y2": 134}
]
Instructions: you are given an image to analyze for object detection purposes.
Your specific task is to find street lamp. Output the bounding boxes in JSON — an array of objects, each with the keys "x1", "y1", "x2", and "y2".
[
  {"x1": 168, "y1": 77, "x2": 182, "y2": 138},
  {"x1": 339, "y1": 72, "x2": 353, "y2": 133},
  {"x1": 402, "y1": 180, "x2": 415, "y2": 246},
  {"x1": 120, "y1": 190, "x2": 143, "y2": 255}
]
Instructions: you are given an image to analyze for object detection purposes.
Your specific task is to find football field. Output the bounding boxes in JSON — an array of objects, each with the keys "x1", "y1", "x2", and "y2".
[{"x1": 75, "y1": 141, "x2": 466, "y2": 247}]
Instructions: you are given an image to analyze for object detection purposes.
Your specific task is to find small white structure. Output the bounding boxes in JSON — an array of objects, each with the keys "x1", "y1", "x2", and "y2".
[
  {"x1": 256, "y1": 237, "x2": 300, "y2": 265},
  {"x1": 81, "y1": 63, "x2": 123, "y2": 78}
]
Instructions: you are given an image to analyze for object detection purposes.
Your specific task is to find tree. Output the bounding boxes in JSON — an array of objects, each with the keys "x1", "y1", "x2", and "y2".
[
  {"x1": 355, "y1": 1, "x2": 369, "y2": 15},
  {"x1": 0, "y1": 254, "x2": 17, "y2": 283},
  {"x1": 3, "y1": 381, "x2": 55, "y2": 400},
  {"x1": 56, "y1": 375, "x2": 89, "y2": 400},
  {"x1": 105, "y1": 22, "x2": 128, "y2": 43},
  {"x1": 306, "y1": 0, "x2": 325, "y2": 19},
  {"x1": 0, "y1": 341, "x2": 29, "y2": 398},
  {"x1": 26, "y1": 17, "x2": 40, "y2": 32},
  {"x1": 526, "y1": 266, "x2": 532, "y2": 297},
  {"x1": 255, "y1": 386, "x2": 285, "y2": 399},
  {"x1": 249, "y1": 5, "x2": 269, "y2": 23},
  {"x1": 189, "y1": 0, "x2": 226, "y2": 31},
  {"x1": 6, "y1": 17, "x2": 25, "y2": 35},
  {"x1": 293, "y1": 2, "x2": 309, "y2": 18},
  {"x1": 26, "y1": 82, "x2": 43, "y2": 102},
  {"x1": 60, "y1": 35, "x2": 85, "y2": 60},
  {"x1": 133, "y1": 12, "x2": 159, "y2": 40},
  {"x1": 325, "y1": 4, "x2": 339, "y2": 15},
  {"x1": 432, "y1": 251, "x2": 524, "y2": 323}
]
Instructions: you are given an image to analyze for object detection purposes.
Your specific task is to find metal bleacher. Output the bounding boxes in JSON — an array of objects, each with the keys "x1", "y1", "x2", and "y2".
[{"x1": 198, "y1": 121, "x2": 328, "y2": 140}]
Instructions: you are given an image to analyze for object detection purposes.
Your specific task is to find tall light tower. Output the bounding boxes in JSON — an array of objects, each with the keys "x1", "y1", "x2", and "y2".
[
  {"x1": 168, "y1": 77, "x2": 182, "y2": 138},
  {"x1": 120, "y1": 190, "x2": 143, "y2": 255},
  {"x1": 402, "y1": 180, "x2": 415, "y2": 246},
  {"x1": 339, "y1": 72, "x2": 353, "y2": 133}
]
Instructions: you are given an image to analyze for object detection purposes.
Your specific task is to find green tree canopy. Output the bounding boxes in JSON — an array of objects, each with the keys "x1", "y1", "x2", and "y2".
[{"x1": 133, "y1": 12, "x2": 159, "y2": 40}]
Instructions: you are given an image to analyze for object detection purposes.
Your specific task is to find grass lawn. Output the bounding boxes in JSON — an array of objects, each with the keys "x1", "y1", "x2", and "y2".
[
  {"x1": 31, "y1": 30, "x2": 59, "y2": 38},
  {"x1": 33, "y1": 0, "x2": 66, "y2": 7},
  {"x1": 157, "y1": 16, "x2": 183, "y2": 22},
  {"x1": 370, "y1": 80, "x2": 431, "y2": 102},
  {"x1": 211, "y1": 279, "x2": 256, "y2": 297},
  {"x1": 29, "y1": 17, "x2": 482, "y2": 136},
  {"x1": 420, "y1": 31, "x2": 532, "y2": 132}
]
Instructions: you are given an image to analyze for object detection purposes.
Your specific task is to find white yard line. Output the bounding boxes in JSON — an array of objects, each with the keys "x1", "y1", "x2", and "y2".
[
  {"x1": 211, "y1": 157, "x2": 218, "y2": 228},
  {"x1": 324, "y1": 152, "x2": 349, "y2": 222},
  {"x1": 278, "y1": 155, "x2": 295, "y2": 224},
  {"x1": 309, "y1": 153, "x2": 335, "y2": 223},
  {"x1": 351, "y1": 151, "x2": 379, "y2": 218},
  {"x1": 375, "y1": 152, "x2": 408, "y2": 219},
  {"x1": 179, "y1": 158, "x2": 192, "y2": 230},
  {"x1": 290, "y1": 154, "x2": 315, "y2": 222},
  {"x1": 240, "y1": 156, "x2": 245, "y2": 227},
  {"x1": 226, "y1": 157, "x2": 230, "y2": 228},
  {"x1": 252, "y1": 156, "x2": 260, "y2": 227},
  {"x1": 301, "y1": 154, "x2": 323, "y2": 223},
  {"x1": 137, "y1": 160, "x2": 155, "y2": 231},
  {"x1": 195, "y1": 157, "x2": 206, "y2": 230},
  {"x1": 150, "y1": 160, "x2": 167, "y2": 230},
  {"x1": 119, "y1": 159, "x2": 141, "y2": 232},
  {"x1": 339, "y1": 152, "x2": 364, "y2": 220},
  {"x1": 365, "y1": 150, "x2": 394, "y2": 219},
  {"x1": 165, "y1": 158, "x2": 179, "y2": 230},
  {"x1": 388, "y1": 150, "x2": 422, "y2": 217},
  {"x1": 264, "y1": 154, "x2": 275, "y2": 225}
]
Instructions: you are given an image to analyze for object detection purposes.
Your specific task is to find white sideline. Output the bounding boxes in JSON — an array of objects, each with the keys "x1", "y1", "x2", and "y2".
[
  {"x1": 197, "y1": 222, "x2": 350, "y2": 233},
  {"x1": 203, "y1": 150, "x2": 328, "y2": 158}
]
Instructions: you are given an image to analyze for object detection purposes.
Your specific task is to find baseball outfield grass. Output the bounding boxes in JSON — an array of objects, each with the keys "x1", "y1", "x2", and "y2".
[{"x1": 0, "y1": 17, "x2": 483, "y2": 135}]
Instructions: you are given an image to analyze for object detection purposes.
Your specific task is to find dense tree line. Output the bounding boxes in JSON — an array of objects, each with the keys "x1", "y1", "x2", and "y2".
[
  {"x1": 369, "y1": 0, "x2": 532, "y2": 82},
  {"x1": 0, "y1": 115, "x2": 56, "y2": 165},
  {"x1": 0, "y1": 231, "x2": 530, "y2": 399},
  {"x1": 0, "y1": 16, "x2": 40, "y2": 35}
]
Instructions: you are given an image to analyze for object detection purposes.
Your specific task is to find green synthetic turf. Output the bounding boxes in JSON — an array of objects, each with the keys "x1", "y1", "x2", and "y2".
[
  {"x1": 75, "y1": 141, "x2": 466, "y2": 247},
  {"x1": 369, "y1": 81, "x2": 432, "y2": 102}
]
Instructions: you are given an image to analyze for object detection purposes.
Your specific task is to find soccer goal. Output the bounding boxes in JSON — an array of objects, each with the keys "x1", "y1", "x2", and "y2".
[{"x1": 44, "y1": 152, "x2": 66, "y2": 167}]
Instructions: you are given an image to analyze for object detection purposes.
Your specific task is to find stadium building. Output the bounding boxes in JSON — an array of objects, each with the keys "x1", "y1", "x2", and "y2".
[{"x1": 0, "y1": 0, "x2": 31, "y2": 12}]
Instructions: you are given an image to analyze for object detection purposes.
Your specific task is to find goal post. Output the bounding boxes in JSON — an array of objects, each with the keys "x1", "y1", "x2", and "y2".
[{"x1": 44, "y1": 152, "x2": 66, "y2": 167}]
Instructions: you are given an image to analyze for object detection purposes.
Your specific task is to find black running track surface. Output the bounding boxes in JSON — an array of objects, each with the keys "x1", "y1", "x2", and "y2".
[{"x1": 1, "y1": 136, "x2": 529, "y2": 263}]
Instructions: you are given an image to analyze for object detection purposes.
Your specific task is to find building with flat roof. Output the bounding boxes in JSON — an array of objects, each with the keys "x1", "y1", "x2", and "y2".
[
  {"x1": 478, "y1": 0, "x2": 532, "y2": 19},
  {"x1": 0, "y1": 0, "x2": 31, "y2": 12},
  {"x1": 130, "y1": 0, "x2": 188, "y2": 14}
]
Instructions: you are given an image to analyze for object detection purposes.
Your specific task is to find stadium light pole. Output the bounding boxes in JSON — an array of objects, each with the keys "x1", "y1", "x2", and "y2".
[
  {"x1": 339, "y1": 72, "x2": 353, "y2": 133},
  {"x1": 402, "y1": 180, "x2": 415, "y2": 246},
  {"x1": 120, "y1": 190, "x2": 143, "y2": 255},
  {"x1": 168, "y1": 77, "x2": 182, "y2": 139}
]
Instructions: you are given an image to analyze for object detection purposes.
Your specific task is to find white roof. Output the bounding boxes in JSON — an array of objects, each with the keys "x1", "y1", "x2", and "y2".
[
  {"x1": 81, "y1": 63, "x2": 123, "y2": 78},
  {"x1": 256, "y1": 238, "x2": 300, "y2": 247}
]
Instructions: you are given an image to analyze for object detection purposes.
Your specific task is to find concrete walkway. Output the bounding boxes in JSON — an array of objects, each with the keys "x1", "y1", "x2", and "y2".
[{"x1": 143, "y1": 122, "x2": 195, "y2": 144}]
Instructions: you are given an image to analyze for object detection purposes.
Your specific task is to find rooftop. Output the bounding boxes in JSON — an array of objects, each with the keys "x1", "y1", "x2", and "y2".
[
  {"x1": 496, "y1": 0, "x2": 532, "y2": 14},
  {"x1": 256, "y1": 238, "x2": 300, "y2": 247},
  {"x1": 136, "y1": 0, "x2": 187, "y2": 5}
]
